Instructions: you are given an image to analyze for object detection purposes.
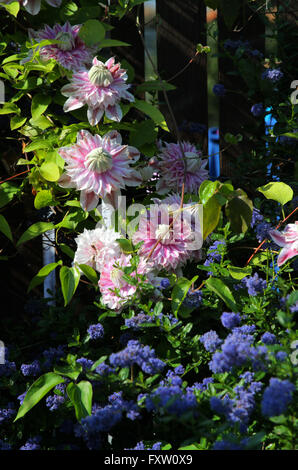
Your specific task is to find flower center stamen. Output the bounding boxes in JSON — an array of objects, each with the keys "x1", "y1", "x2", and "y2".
[
  {"x1": 55, "y1": 31, "x2": 75, "y2": 51},
  {"x1": 111, "y1": 267, "x2": 125, "y2": 288},
  {"x1": 88, "y1": 64, "x2": 113, "y2": 87},
  {"x1": 155, "y1": 224, "x2": 171, "y2": 241},
  {"x1": 184, "y1": 151, "x2": 201, "y2": 173},
  {"x1": 86, "y1": 148, "x2": 113, "y2": 173}
]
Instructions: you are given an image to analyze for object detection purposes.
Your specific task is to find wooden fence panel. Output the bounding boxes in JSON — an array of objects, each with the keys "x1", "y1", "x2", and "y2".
[
  {"x1": 111, "y1": 6, "x2": 145, "y2": 85},
  {"x1": 218, "y1": 2, "x2": 266, "y2": 176},
  {"x1": 156, "y1": 0, "x2": 208, "y2": 152}
]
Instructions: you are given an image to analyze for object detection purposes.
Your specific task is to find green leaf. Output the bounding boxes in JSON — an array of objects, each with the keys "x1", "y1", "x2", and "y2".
[
  {"x1": 60, "y1": 266, "x2": 80, "y2": 306},
  {"x1": 0, "y1": 102, "x2": 20, "y2": 115},
  {"x1": 90, "y1": 355, "x2": 108, "y2": 371},
  {"x1": 171, "y1": 276, "x2": 198, "y2": 317},
  {"x1": 228, "y1": 265, "x2": 252, "y2": 280},
  {"x1": 199, "y1": 180, "x2": 219, "y2": 205},
  {"x1": 17, "y1": 158, "x2": 35, "y2": 166},
  {"x1": 14, "y1": 373, "x2": 65, "y2": 421},
  {"x1": 202, "y1": 195, "x2": 221, "y2": 239},
  {"x1": 0, "y1": 214, "x2": 13, "y2": 242},
  {"x1": 54, "y1": 363, "x2": 82, "y2": 381},
  {"x1": 29, "y1": 115, "x2": 53, "y2": 130},
  {"x1": 24, "y1": 139, "x2": 51, "y2": 152},
  {"x1": 179, "y1": 444, "x2": 200, "y2": 450},
  {"x1": 59, "y1": 243, "x2": 75, "y2": 259},
  {"x1": 226, "y1": 189, "x2": 253, "y2": 233},
  {"x1": 0, "y1": 182, "x2": 19, "y2": 208},
  {"x1": 286, "y1": 290, "x2": 298, "y2": 307},
  {"x1": 133, "y1": 99, "x2": 165, "y2": 125},
  {"x1": 135, "y1": 80, "x2": 176, "y2": 94},
  {"x1": 117, "y1": 238, "x2": 134, "y2": 254},
  {"x1": 1, "y1": 1, "x2": 20, "y2": 17},
  {"x1": 67, "y1": 381, "x2": 93, "y2": 421},
  {"x1": 78, "y1": 19, "x2": 105, "y2": 46},
  {"x1": 34, "y1": 190, "x2": 54, "y2": 210},
  {"x1": 129, "y1": 120, "x2": 157, "y2": 148},
  {"x1": 27, "y1": 261, "x2": 62, "y2": 293},
  {"x1": 15, "y1": 77, "x2": 43, "y2": 90},
  {"x1": 257, "y1": 182, "x2": 293, "y2": 206},
  {"x1": 250, "y1": 251, "x2": 269, "y2": 266},
  {"x1": 59, "y1": 0, "x2": 78, "y2": 20},
  {"x1": 55, "y1": 210, "x2": 88, "y2": 230},
  {"x1": 40, "y1": 162, "x2": 60, "y2": 182},
  {"x1": 31, "y1": 94, "x2": 51, "y2": 120},
  {"x1": 70, "y1": 6, "x2": 102, "y2": 23},
  {"x1": 276, "y1": 310, "x2": 291, "y2": 328},
  {"x1": 281, "y1": 132, "x2": 298, "y2": 140},
  {"x1": 97, "y1": 39, "x2": 130, "y2": 48},
  {"x1": 10, "y1": 115, "x2": 27, "y2": 130},
  {"x1": 206, "y1": 277, "x2": 238, "y2": 312},
  {"x1": 17, "y1": 222, "x2": 55, "y2": 247},
  {"x1": 78, "y1": 264, "x2": 98, "y2": 285}
]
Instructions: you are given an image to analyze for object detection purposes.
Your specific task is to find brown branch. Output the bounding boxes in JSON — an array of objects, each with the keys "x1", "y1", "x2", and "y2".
[
  {"x1": 0, "y1": 169, "x2": 30, "y2": 184},
  {"x1": 167, "y1": 50, "x2": 200, "y2": 83}
]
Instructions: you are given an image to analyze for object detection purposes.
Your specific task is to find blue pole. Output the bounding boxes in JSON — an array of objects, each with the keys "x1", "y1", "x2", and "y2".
[{"x1": 208, "y1": 127, "x2": 220, "y2": 180}]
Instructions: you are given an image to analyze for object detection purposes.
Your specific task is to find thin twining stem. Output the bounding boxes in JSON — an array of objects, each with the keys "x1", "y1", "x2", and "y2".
[
  {"x1": 135, "y1": 8, "x2": 187, "y2": 204},
  {"x1": 245, "y1": 205, "x2": 298, "y2": 266}
]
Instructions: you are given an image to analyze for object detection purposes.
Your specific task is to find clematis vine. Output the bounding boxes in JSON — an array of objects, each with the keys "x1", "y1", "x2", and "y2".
[
  {"x1": 73, "y1": 227, "x2": 121, "y2": 272},
  {"x1": 132, "y1": 204, "x2": 196, "y2": 271},
  {"x1": 154, "y1": 141, "x2": 208, "y2": 195},
  {"x1": 27, "y1": 23, "x2": 95, "y2": 71},
  {"x1": 98, "y1": 254, "x2": 151, "y2": 311},
  {"x1": 58, "y1": 129, "x2": 142, "y2": 211},
  {"x1": 269, "y1": 221, "x2": 298, "y2": 266},
  {"x1": 61, "y1": 56, "x2": 134, "y2": 125}
]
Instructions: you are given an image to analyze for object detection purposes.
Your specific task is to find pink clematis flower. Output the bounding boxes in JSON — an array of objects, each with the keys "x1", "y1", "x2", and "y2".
[
  {"x1": 154, "y1": 141, "x2": 208, "y2": 195},
  {"x1": 0, "y1": 0, "x2": 61, "y2": 15},
  {"x1": 132, "y1": 204, "x2": 195, "y2": 271},
  {"x1": 98, "y1": 254, "x2": 150, "y2": 311},
  {"x1": 28, "y1": 23, "x2": 94, "y2": 71},
  {"x1": 58, "y1": 129, "x2": 142, "y2": 211},
  {"x1": 73, "y1": 227, "x2": 121, "y2": 273},
  {"x1": 269, "y1": 221, "x2": 298, "y2": 266},
  {"x1": 61, "y1": 56, "x2": 134, "y2": 126}
]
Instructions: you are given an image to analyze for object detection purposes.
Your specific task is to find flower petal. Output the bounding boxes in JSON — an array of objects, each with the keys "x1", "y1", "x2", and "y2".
[
  {"x1": 23, "y1": 0, "x2": 41, "y2": 15},
  {"x1": 277, "y1": 245, "x2": 298, "y2": 266},
  {"x1": 63, "y1": 97, "x2": 84, "y2": 112},
  {"x1": 80, "y1": 190, "x2": 99, "y2": 212},
  {"x1": 269, "y1": 229, "x2": 287, "y2": 247},
  {"x1": 58, "y1": 173, "x2": 76, "y2": 188}
]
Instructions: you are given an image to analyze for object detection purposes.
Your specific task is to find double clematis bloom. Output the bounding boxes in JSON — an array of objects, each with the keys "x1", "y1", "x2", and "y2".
[
  {"x1": 61, "y1": 56, "x2": 134, "y2": 125},
  {"x1": 0, "y1": 0, "x2": 61, "y2": 15},
  {"x1": 27, "y1": 23, "x2": 94, "y2": 71},
  {"x1": 132, "y1": 204, "x2": 196, "y2": 271},
  {"x1": 73, "y1": 227, "x2": 121, "y2": 273},
  {"x1": 269, "y1": 221, "x2": 298, "y2": 266},
  {"x1": 58, "y1": 129, "x2": 142, "y2": 211},
  {"x1": 98, "y1": 254, "x2": 150, "y2": 311},
  {"x1": 155, "y1": 141, "x2": 209, "y2": 195}
]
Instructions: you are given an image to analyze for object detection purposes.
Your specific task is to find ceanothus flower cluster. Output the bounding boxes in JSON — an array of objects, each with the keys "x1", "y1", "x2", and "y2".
[
  {"x1": 142, "y1": 370, "x2": 198, "y2": 417},
  {"x1": 109, "y1": 340, "x2": 165, "y2": 375}
]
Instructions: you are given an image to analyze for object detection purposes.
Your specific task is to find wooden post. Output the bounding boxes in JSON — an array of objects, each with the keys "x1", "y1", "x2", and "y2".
[
  {"x1": 111, "y1": 7, "x2": 145, "y2": 85},
  {"x1": 218, "y1": 2, "x2": 266, "y2": 176},
  {"x1": 156, "y1": 0, "x2": 208, "y2": 152}
]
